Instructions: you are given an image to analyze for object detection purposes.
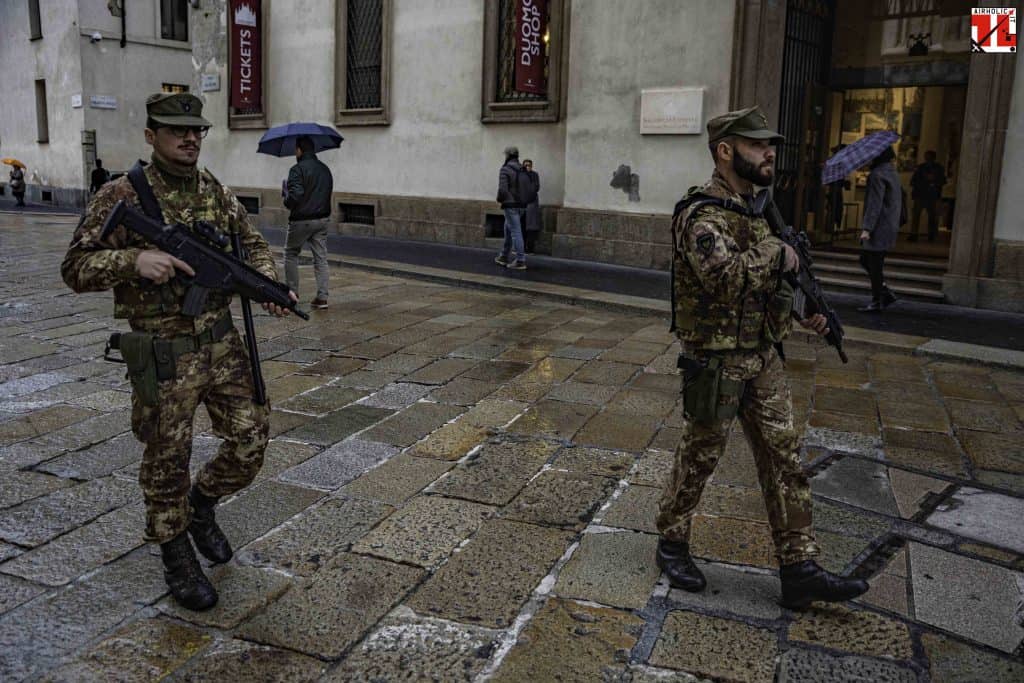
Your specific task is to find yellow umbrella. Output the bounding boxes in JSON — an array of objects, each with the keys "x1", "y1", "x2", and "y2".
[{"x1": 2, "y1": 158, "x2": 26, "y2": 169}]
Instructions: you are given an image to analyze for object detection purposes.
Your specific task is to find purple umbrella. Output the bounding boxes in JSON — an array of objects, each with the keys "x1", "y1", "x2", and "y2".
[{"x1": 821, "y1": 130, "x2": 900, "y2": 185}]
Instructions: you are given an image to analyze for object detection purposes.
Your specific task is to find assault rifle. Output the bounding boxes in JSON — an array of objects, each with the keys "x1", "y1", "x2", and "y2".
[
  {"x1": 752, "y1": 191, "x2": 849, "y2": 364},
  {"x1": 101, "y1": 200, "x2": 309, "y2": 404}
]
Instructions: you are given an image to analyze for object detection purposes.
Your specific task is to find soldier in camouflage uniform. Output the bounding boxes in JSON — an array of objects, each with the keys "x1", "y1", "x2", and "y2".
[
  {"x1": 61, "y1": 93, "x2": 296, "y2": 611},
  {"x1": 655, "y1": 106, "x2": 868, "y2": 609}
]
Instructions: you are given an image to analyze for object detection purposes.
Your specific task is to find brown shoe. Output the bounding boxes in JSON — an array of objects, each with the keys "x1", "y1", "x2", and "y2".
[{"x1": 310, "y1": 298, "x2": 328, "y2": 310}]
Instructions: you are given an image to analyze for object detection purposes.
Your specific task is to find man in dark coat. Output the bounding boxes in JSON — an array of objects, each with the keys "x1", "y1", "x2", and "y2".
[
  {"x1": 909, "y1": 150, "x2": 945, "y2": 242},
  {"x1": 90, "y1": 159, "x2": 111, "y2": 194},
  {"x1": 495, "y1": 146, "x2": 527, "y2": 270},
  {"x1": 858, "y1": 146, "x2": 901, "y2": 312},
  {"x1": 284, "y1": 136, "x2": 334, "y2": 309},
  {"x1": 522, "y1": 159, "x2": 542, "y2": 253}
]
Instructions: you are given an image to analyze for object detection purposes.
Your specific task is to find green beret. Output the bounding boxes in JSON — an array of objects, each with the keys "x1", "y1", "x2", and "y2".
[
  {"x1": 145, "y1": 93, "x2": 212, "y2": 127},
  {"x1": 707, "y1": 106, "x2": 783, "y2": 144}
]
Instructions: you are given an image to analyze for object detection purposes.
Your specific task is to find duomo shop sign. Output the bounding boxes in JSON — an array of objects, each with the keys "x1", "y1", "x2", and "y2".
[
  {"x1": 515, "y1": 0, "x2": 548, "y2": 95},
  {"x1": 230, "y1": 0, "x2": 262, "y2": 111}
]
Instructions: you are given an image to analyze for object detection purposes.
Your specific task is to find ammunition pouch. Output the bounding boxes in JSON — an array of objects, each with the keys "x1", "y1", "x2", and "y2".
[
  {"x1": 105, "y1": 314, "x2": 233, "y2": 407},
  {"x1": 765, "y1": 279, "x2": 795, "y2": 344},
  {"x1": 678, "y1": 354, "x2": 746, "y2": 424}
]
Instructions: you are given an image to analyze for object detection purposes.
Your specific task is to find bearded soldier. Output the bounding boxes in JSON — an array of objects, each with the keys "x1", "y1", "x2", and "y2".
[
  {"x1": 656, "y1": 106, "x2": 868, "y2": 609},
  {"x1": 62, "y1": 93, "x2": 297, "y2": 611}
]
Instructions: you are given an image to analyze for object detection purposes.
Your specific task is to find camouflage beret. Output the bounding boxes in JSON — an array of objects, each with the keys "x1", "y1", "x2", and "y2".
[
  {"x1": 707, "y1": 106, "x2": 783, "y2": 144},
  {"x1": 145, "y1": 93, "x2": 212, "y2": 127}
]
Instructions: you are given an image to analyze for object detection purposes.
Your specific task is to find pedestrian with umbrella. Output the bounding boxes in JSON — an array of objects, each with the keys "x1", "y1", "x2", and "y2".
[
  {"x1": 821, "y1": 131, "x2": 901, "y2": 312},
  {"x1": 257, "y1": 122, "x2": 342, "y2": 310},
  {"x1": 4, "y1": 158, "x2": 27, "y2": 207}
]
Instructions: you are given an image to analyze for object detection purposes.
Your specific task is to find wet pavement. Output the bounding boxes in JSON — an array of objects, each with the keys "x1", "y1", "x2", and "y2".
[
  {"x1": 1, "y1": 213, "x2": 1023, "y2": 682},
  {"x1": 259, "y1": 227, "x2": 1024, "y2": 352}
]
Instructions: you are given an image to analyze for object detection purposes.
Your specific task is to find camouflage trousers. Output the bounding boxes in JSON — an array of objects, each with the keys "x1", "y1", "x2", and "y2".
[
  {"x1": 656, "y1": 347, "x2": 820, "y2": 566},
  {"x1": 131, "y1": 328, "x2": 270, "y2": 544}
]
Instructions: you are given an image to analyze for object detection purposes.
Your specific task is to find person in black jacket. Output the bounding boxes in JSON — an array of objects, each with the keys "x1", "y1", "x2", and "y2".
[
  {"x1": 495, "y1": 146, "x2": 527, "y2": 270},
  {"x1": 90, "y1": 159, "x2": 111, "y2": 195},
  {"x1": 284, "y1": 136, "x2": 334, "y2": 309},
  {"x1": 522, "y1": 159, "x2": 542, "y2": 253}
]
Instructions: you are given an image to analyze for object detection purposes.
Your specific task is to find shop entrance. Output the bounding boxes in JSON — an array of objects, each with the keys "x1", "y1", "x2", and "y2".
[{"x1": 776, "y1": 0, "x2": 974, "y2": 268}]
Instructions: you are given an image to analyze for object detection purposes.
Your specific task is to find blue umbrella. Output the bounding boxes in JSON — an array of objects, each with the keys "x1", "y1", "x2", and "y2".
[
  {"x1": 257, "y1": 122, "x2": 343, "y2": 157},
  {"x1": 821, "y1": 130, "x2": 899, "y2": 185}
]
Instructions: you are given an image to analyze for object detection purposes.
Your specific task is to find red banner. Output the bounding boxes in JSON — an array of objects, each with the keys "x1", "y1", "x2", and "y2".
[
  {"x1": 514, "y1": 0, "x2": 548, "y2": 95},
  {"x1": 229, "y1": 0, "x2": 262, "y2": 110}
]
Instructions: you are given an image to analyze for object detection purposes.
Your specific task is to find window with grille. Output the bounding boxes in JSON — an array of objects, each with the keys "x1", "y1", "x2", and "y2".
[
  {"x1": 338, "y1": 202, "x2": 375, "y2": 225},
  {"x1": 346, "y1": 0, "x2": 383, "y2": 109},
  {"x1": 335, "y1": 0, "x2": 392, "y2": 125},
  {"x1": 482, "y1": 0, "x2": 566, "y2": 123},
  {"x1": 161, "y1": 0, "x2": 189, "y2": 42},
  {"x1": 237, "y1": 196, "x2": 260, "y2": 215}
]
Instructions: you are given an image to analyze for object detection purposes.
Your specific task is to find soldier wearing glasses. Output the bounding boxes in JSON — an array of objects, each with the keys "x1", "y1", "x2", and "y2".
[{"x1": 62, "y1": 93, "x2": 295, "y2": 611}]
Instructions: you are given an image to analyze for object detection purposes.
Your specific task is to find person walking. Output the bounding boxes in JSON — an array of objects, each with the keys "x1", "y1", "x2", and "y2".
[
  {"x1": 908, "y1": 150, "x2": 945, "y2": 243},
  {"x1": 90, "y1": 159, "x2": 111, "y2": 195},
  {"x1": 9, "y1": 165, "x2": 26, "y2": 206},
  {"x1": 61, "y1": 93, "x2": 296, "y2": 611},
  {"x1": 283, "y1": 135, "x2": 334, "y2": 309},
  {"x1": 858, "y1": 146, "x2": 900, "y2": 312},
  {"x1": 522, "y1": 158, "x2": 542, "y2": 253},
  {"x1": 494, "y1": 145, "x2": 527, "y2": 270},
  {"x1": 658, "y1": 105, "x2": 868, "y2": 610}
]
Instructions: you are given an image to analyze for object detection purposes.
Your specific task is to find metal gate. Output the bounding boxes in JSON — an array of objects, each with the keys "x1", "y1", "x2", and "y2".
[{"x1": 775, "y1": 0, "x2": 836, "y2": 233}]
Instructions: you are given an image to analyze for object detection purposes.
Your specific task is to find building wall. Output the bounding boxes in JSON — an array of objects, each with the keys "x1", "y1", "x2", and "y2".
[
  {"x1": 78, "y1": 0, "x2": 195, "y2": 176},
  {"x1": 991, "y1": 46, "x2": 1024, "y2": 295},
  {"x1": 0, "y1": 0, "x2": 85, "y2": 200}
]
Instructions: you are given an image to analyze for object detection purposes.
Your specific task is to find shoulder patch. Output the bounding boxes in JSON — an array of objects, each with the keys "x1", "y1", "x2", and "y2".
[{"x1": 696, "y1": 233, "x2": 716, "y2": 256}]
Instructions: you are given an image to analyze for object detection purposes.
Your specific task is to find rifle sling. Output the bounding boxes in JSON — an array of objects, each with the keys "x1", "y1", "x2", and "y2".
[{"x1": 127, "y1": 160, "x2": 166, "y2": 224}]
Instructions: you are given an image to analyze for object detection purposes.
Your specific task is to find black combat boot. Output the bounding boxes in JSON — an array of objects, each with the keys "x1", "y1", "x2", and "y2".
[
  {"x1": 655, "y1": 539, "x2": 707, "y2": 592},
  {"x1": 160, "y1": 533, "x2": 218, "y2": 611},
  {"x1": 187, "y1": 486, "x2": 233, "y2": 564},
  {"x1": 779, "y1": 560, "x2": 869, "y2": 610}
]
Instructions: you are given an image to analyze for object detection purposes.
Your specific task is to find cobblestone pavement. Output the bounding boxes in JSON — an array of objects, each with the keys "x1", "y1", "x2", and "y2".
[{"x1": 1, "y1": 213, "x2": 1023, "y2": 682}]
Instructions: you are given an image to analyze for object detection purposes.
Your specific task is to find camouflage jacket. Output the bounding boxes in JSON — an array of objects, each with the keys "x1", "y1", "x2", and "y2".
[
  {"x1": 61, "y1": 157, "x2": 278, "y2": 337},
  {"x1": 671, "y1": 170, "x2": 786, "y2": 351}
]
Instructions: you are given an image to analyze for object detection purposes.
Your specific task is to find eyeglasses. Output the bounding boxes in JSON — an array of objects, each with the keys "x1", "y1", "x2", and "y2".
[{"x1": 157, "y1": 125, "x2": 210, "y2": 139}]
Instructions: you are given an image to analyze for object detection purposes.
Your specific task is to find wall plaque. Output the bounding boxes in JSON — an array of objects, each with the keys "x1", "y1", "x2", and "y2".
[{"x1": 640, "y1": 87, "x2": 703, "y2": 135}]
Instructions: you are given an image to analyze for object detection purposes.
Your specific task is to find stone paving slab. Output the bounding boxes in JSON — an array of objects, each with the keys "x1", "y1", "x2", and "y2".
[
  {"x1": 429, "y1": 440, "x2": 557, "y2": 505},
  {"x1": 0, "y1": 470, "x2": 71, "y2": 509},
  {"x1": 553, "y1": 445, "x2": 635, "y2": 479},
  {"x1": 909, "y1": 541, "x2": 1023, "y2": 652},
  {"x1": 0, "y1": 475, "x2": 137, "y2": 547},
  {"x1": 631, "y1": 449, "x2": 675, "y2": 487},
  {"x1": 575, "y1": 411, "x2": 661, "y2": 451},
  {"x1": 326, "y1": 609, "x2": 499, "y2": 682},
  {"x1": 926, "y1": 487, "x2": 1024, "y2": 552},
  {"x1": 0, "y1": 405, "x2": 97, "y2": 446},
  {"x1": 787, "y1": 603, "x2": 913, "y2": 660},
  {"x1": 959, "y1": 429, "x2": 1024, "y2": 474},
  {"x1": 0, "y1": 503, "x2": 144, "y2": 586},
  {"x1": 776, "y1": 647, "x2": 917, "y2": 683},
  {"x1": 175, "y1": 638, "x2": 327, "y2": 682},
  {"x1": 554, "y1": 530, "x2": 661, "y2": 610},
  {"x1": 429, "y1": 376, "x2": 501, "y2": 406},
  {"x1": 32, "y1": 432, "x2": 143, "y2": 480},
  {"x1": 649, "y1": 610, "x2": 777, "y2": 683},
  {"x1": 491, "y1": 598, "x2": 643, "y2": 682},
  {"x1": 277, "y1": 438, "x2": 398, "y2": 491},
  {"x1": 601, "y1": 484, "x2": 660, "y2": 533},
  {"x1": 239, "y1": 496, "x2": 393, "y2": 577},
  {"x1": 690, "y1": 515, "x2": 775, "y2": 568},
  {"x1": 236, "y1": 553, "x2": 425, "y2": 659},
  {"x1": 158, "y1": 564, "x2": 292, "y2": 629},
  {"x1": 507, "y1": 399, "x2": 598, "y2": 441},
  {"x1": 37, "y1": 617, "x2": 212, "y2": 683},
  {"x1": 352, "y1": 495, "x2": 494, "y2": 568},
  {"x1": 811, "y1": 456, "x2": 898, "y2": 515},
  {"x1": 360, "y1": 401, "x2": 465, "y2": 447},
  {"x1": 0, "y1": 573, "x2": 45, "y2": 615},
  {"x1": 920, "y1": 631, "x2": 1024, "y2": 683},
  {"x1": 217, "y1": 481, "x2": 326, "y2": 548},
  {"x1": 277, "y1": 384, "x2": 368, "y2": 414},
  {"x1": 338, "y1": 452, "x2": 454, "y2": 505},
  {"x1": 407, "y1": 519, "x2": 573, "y2": 628},
  {"x1": 502, "y1": 470, "x2": 618, "y2": 531},
  {"x1": 281, "y1": 404, "x2": 394, "y2": 446},
  {"x1": 668, "y1": 560, "x2": 782, "y2": 621}
]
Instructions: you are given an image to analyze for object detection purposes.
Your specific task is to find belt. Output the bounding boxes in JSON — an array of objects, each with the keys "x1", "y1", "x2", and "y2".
[{"x1": 106, "y1": 313, "x2": 233, "y2": 361}]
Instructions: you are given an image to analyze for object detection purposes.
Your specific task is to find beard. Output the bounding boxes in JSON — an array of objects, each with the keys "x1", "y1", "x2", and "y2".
[{"x1": 733, "y1": 148, "x2": 774, "y2": 187}]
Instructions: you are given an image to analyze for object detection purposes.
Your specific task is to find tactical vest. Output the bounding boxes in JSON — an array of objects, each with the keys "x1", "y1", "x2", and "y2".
[
  {"x1": 112, "y1": 162, "x2": 236, "y2": 320},
  {"x1": 670, "y1": 188, "x2": 777, "y2": 351}
]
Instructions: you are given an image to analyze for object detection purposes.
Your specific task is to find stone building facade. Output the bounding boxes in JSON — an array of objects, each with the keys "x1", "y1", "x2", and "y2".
[{"x1": 0, "y1": 0, "x2": 193, "y2": 207}]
